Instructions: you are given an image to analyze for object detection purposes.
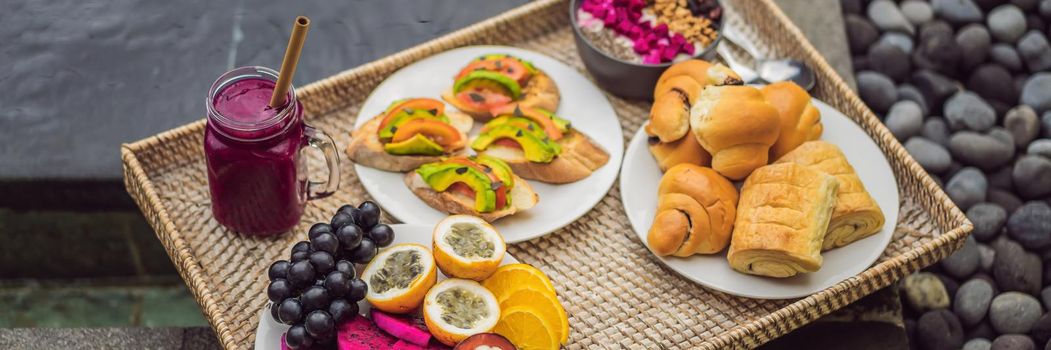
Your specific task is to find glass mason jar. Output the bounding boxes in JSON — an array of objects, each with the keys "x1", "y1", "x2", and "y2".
[{"x1": 204, "y1": 66, "x2": 339, "y2": 235}]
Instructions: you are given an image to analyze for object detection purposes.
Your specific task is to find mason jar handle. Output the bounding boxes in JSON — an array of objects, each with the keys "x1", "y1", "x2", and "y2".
[{"x1": 303, "y1": 125, "x2": 340, "y2": 200}]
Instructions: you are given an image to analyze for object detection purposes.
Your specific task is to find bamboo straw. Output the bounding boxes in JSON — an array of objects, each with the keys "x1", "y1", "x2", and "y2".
[{"x1": 269, "y1": 16, "x2": 311, "y2": 108}]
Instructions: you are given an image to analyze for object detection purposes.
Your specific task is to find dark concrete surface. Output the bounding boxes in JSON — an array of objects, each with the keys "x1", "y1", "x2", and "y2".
[
  {"x1": 0, "y1": 327, "x2": 220, "y2": 350},
  {"x1": 0, "y1": 0, "x2": 526, "y2": 180}
]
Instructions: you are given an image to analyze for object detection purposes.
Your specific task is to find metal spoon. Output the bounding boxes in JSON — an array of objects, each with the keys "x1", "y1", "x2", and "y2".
[{"x1": 715, "y1": 26, "x2": 816, "y2": 90}]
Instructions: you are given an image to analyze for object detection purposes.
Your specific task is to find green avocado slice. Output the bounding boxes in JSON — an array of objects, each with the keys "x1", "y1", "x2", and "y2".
[
  {"x1": 471, "y1": 123, "x2": 560, "y2": 163},
  {"x1": 453, "y1": 71, "x2": 522, "y2": 100},
  {"x1": 416, "y1": 162, "x2": 497, "y2": 212},
  {"x1": 535, "y1": 108, "x2": 572, "y2": 133},
  {"x1": 383, "y1": 134, "x2": 444, "y2": 155},
  {"x1": 472, "y1": 155, "x2": 515, "y2": 190},
  {"x1": 377, "y1": 109, "x2": 449, "y2": 141}
]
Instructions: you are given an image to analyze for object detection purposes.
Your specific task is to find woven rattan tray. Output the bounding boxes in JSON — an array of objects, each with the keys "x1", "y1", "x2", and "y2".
[{"x1": 122, "y1": 1, "x2": 972, "y2": 348}]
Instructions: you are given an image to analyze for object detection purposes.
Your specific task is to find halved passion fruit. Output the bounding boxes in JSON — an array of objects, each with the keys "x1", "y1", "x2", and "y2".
[
  {"x1": 433, "y1": 215, "x2": 507, "y2": 281},
  {"x1": 360, "y1": 243, "x2": 437, "y2": 314},
  {"x1": 423, "y1": 278, "x2": 501, "y2": 346},
  {"x1": 389, "y1": 119, "x2": 464, "y2": 150}
]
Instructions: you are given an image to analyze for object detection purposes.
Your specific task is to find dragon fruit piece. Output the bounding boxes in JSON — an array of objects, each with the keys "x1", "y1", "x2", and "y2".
[
  {"x1": 670, "y1": 32, "x2": 687, "y2": 47},
  {"x1": 660, "y1": 45, "x2": 678, "y2": 61},
  {"x1": 337, "y1": 316, "x2": 399, "y2": 350},
  {"x1": 654, "y1": 23, "x2": 669, "y2": 37},
  {"x1": 633, "y1": 39, "x2": 651, "y2": 54},
  {"x1": 280, "y1": 334, "x2": 290, "y2": 350},
  {"x1": 393, "y1": 340, "x2": 425, "y2": 350},
  {"x1": 685, "y1": 42, "x2": 697, "y2": 55},
  {"x1": 371, "y1": 309, "x2": 433, "y2": 346}
]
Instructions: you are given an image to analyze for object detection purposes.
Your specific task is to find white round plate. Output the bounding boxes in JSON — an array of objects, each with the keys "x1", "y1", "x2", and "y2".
[
  {"x1": 254, "y1": 224, "x2": 519, "y2": 349},
  {"x1": 620, "y1": 98, "x2": 900, "y2": 299},
  {"x1": 352, "y1": 45, "x2": 624, "y2": 243}
]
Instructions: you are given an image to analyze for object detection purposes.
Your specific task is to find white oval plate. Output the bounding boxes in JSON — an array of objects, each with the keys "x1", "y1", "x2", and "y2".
[
  {"x1": 620, "y1": 98, "x2": 899, "y2": 299},
  {"x1": 254, "y1": 224, "x2": 519, "y2": 349},
  {"x1": 352, "y1": 45, "x2": 624, "y2": 243}
]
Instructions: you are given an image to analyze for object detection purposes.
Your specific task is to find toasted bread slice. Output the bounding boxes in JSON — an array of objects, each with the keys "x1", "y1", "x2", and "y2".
[
  {"x1": 345, "y1": 111, "x2": 473, "y2": 172},
  {"x1": 442, "y1": 71, "x2": 561, "y2": 121},
  {"x1": 404, "y1": 172, "x2": 539, "y2": 222},
  {"x1": 477, "y1": 130, "x2": 610, "y2": 184}
]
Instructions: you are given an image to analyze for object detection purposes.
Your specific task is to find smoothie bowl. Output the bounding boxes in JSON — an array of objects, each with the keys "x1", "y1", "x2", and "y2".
[{"x1": 570, "y1": 0, "x2": 723, "y2": 100}]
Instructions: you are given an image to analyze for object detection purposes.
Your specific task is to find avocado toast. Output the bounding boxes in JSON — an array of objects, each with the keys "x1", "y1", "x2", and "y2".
[
  {"x1": 469, "y1": 104, "x2": 610, "y2": 184},
  {"x1": 347, "y1": 98, "x2": 474, "y2": 172},
  {"x1": 405, "y1": 155, "x2": 538, "y2": 222},
  {"x1": 441, "y1": 54, "x2": 560, "y2": 121}
]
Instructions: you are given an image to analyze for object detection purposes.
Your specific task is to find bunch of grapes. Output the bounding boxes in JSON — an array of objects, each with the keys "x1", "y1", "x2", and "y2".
[{"x1": 266, "y1": 201, "x2": 396, "y2": 349}]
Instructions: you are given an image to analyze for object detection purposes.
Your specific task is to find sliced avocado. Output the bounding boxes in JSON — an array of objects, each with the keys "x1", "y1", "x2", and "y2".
[
  {"x1": 378, "y1": 109, "x2": 449, "y2": 141},
  {"x1": 416, "y1": 162, "x2": 497, "y2": 212},
  {"x1": 483, "y1": 116, "x2": 548, "y2": 139},
  {"x1": 453, "y1": 71, "x2": 522, "y2": 100},
  {"x1": 384, "y1": 134, "x2": 444, "y2": 155},
  {"x1": 536, "y1": 108, "x2": 572, "y2": 133},
  {"x1": 473, "y1": 155, "x2": 514, "y2": 189},
  {"x1": 475, "y1": 54, "x2": 537, "y2": 74},
  {"x1": 471, "y1": 124, "x2": 560, "y2": 163}
]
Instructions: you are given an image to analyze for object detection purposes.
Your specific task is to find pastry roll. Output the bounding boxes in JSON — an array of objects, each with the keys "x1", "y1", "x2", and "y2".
[
  {"x1": 760, "y1": 81, "x2": 823, "y2": 160},
  {"x1": 727, "y1": 163, "x2": 839, "y2": 278},
  {"x1": 648, "y1": 132, "x2": 711, "y2": 172},
  {"x1": 690, "y1": 85, "x2": 781, "y2": 180},
  {"x1": 775, "y1": 141, "x2": 885, "y2": 250},
  {"x1": 647, "y1": 164, "x2": 738, "y2": 256}
]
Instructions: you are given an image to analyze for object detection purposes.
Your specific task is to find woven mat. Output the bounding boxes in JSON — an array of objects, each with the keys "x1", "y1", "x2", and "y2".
[{"x1": 121, "y1": 1, "x2": 971, "y2": 349}]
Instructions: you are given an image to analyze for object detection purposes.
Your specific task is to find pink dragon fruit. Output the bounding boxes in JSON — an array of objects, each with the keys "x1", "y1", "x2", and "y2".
[
  {"x1": 370, "y1": 309, "x2": 433, "y2": 347},
  {"x1": 280, "y1": 334, "x2": 290, "y2": 350},
  {"x1": 337, "y1": 316, "x2": 399, "y2": 350}
]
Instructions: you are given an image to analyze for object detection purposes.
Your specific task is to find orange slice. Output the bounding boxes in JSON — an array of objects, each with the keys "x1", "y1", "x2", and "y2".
[
  {"x1": 492, "y1": 306, "x2": 559, "y2": 350},
  {"x1": 360, "y1": 243, "x2": 437, "y2": 314},
  {"x1": 433, "y1": 215, "x2": 507, "y2": 281},
  {"x1": 482, "y1": 264, "x2": 557, "y2": 302},
  {"x1": 423, "y1": 279, "x2": 501, "y2": 346},
  {"x1": 500, "y1": 288, "x2": 569, "y2": 345}
]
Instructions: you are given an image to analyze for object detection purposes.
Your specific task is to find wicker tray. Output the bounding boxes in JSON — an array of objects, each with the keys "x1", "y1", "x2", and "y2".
[{"x1": 121, "y1": 1, "x2": 972, "y2": 348}]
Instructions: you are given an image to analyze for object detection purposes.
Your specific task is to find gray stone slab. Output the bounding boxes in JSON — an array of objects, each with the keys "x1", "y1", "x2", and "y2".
[
  {"x1": 0, "y1": 327, "x2": 220, "y2": 350},
  {"x1": 0, "y1": 0, "x2": 526, "y2": 179},
  {"x1": 773, "y1": 0, "x2": 857, "y2": 90}
]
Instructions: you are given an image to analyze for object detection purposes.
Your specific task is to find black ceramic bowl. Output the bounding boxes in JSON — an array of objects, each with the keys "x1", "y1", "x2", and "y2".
[{"x1": 569, "y1": 0, "x2": 722, "y2": 101}]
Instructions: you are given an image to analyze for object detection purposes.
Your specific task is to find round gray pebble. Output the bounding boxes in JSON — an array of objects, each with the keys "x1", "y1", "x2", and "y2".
[
  {"x1": 887, "y1": 100, "x2": 925, "y2": 140},
  {"x1": 966, "y1": 338, "x2": 993, "y2": 350},
  {"x1": 946, "y1": 91, "x2": 997, "y2": 132},
  {"x1": 967, "y1": 64, "x2": 1019, "y2": 106},
  {"x1": 857, "y1": 71, "x2": 898, "y2": 113},
  {"x1": 868, "y1": 42, "x2": 912, "y2": 82},
  {"x1": 991, "y1": 43, "x2": 1025, "y2": 71},
  {"x1": 903, "y1": 272, "x2": 952, "y2": 311},
  {"x1": 991, "y1": 334, "x2": 1037, "y2": 350},
  {"x1": 944, "y1": 237, "x2": 981, "y2": 278},
  {"x1": 969, "y1": 203, "x2": 1008, "y2": 242},
  {"x1": 979, "y1": 243, "x2": 996, "y2": 272},
  {"x1": 902, "y1": 0, "x2": 935, "y2": 25},
  {"x1": 933, "y1": 0, "x2": 985, "y2": 25},
  {"x1": 1034, "y1": 313, "x2": 1051, "y2": 347},
  {"x1": 990, "y1": 292, "x2": 1044, "y2": 333},
  {"x1": 946, "y1": 167, "x2": 988, "y2": 210},
  {"x1": 1005, "y1": 105, "x2": 1041, "y2": 147},
  {"x1": 950, "y1": 131, "x2": 1016, "y2": 170},
  {"x1": 955, "y1": 278, "x2": 995, "y2": 326},
  {"x1": 988, "y1": 189, "x2": 1024, "y2": 213},
  {"x1": 1029, "y1": 139, "x2": 1051, "y2": 158},
  {"x1": 989, "y1": 166, "x2": 1016, "y2": 191},
  {"x1": 923, "y1": 117, "x2": 951, "y2": 146},
  {"x1": 918, "y1": 309, "x2": 966, "y2": 350},
  {"x1": 1042, "y1": 112, "x2": 1051, "y2": 137},
  {"x1": 1022, "y1": 73, "x2": 1051, "y2": 115},
  {"x1": 1012, "y1": 155, "x2": 1051, "y2": 198},
  {"x1": 993, "y1": 239, "x2": 1043, "y2": 295},
  {"x1": 1007, "y1": 201, "x2": 1051, "y2": 248},
  {"x1": 846, "y1": 15, "x2": 880, "y2": 54},
  {"x1": 899, "y1": 84, "x2": 931, "y2": 115},
  {"x1": 958, "y1": 24, "x2": 993, "y2": 70},
  {"x1": 878, "y1": 32, "x2": 916, "y2": 55},
  {"x1": 1043, "y1": 286, "x2": 1051, "y2": 310},
  {"x1": 906, "y1": 137, "x2": 953, "y2": 173},
  {"x1": 989, "y1": 5, "x2": 1029, "y2": 43},
  {"x1": 1019, "y1": 32, "x2": 1051, "y2": 73},
  {"x1": 869, "y1": 0, "x2": 915, "y2": 35}
]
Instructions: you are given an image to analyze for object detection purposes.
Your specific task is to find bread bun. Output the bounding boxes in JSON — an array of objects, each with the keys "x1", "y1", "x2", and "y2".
[
  {"x1": 689, "y1": 85, "x2": 781, "y2": 180},
  {"x1": 761, "y1": 82, "x2": 823, "y2": 161},
  {"x1": 646, "y1": 60, "x2": 742, "y2": 142},
  {"x1": 646, "y1": 164, "x2": 738, "y2": 257},
  {"x1": 647, "y1": 132, "x2": 711, "y2": 172}
]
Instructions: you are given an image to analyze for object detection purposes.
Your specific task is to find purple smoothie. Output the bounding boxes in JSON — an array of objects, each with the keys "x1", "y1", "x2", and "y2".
[{"x1": 205, "y1": 68, "x2": 307, "y2": 235}]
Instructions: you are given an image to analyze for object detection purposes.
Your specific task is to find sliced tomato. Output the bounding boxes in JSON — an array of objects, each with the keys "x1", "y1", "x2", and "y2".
[
  {"x1": 443, "y1": 157, "x2": 509, "y2": 210},
  {"x1": 448, "y1": 182, "x2": 476, "y2": 198},
  {"x1": 455, "y1": 57, "x2": 530, "y2": 84},
  {"x1": 493, "y1": 138, "x2": 523, "y2": 150},
  {"x1": 455, "y1": 89, "x2": 513, "y2": 112},
  {"x1": 378, "y1": 98, "x2": 445, "y2": 131},
  {"x1": 490, "y1": 104, "x2": 564, "y2": 140},
  {"x1": 389, "y1": 119, "x2": 463, "y2": 149}
]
